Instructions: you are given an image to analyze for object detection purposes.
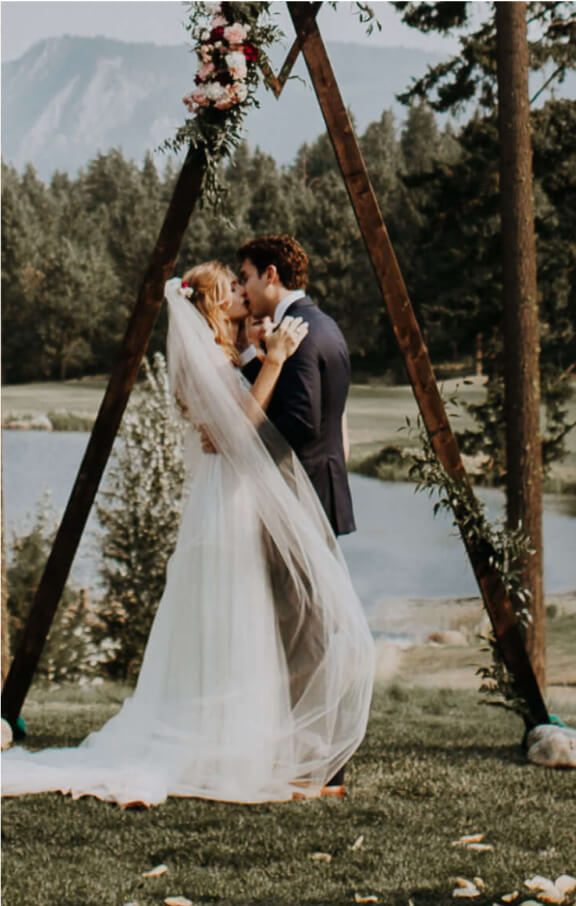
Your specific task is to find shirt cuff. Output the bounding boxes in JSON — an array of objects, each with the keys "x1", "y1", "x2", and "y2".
[{"x1": 240, "y1": 344, "x2": 259, "y2": 365}]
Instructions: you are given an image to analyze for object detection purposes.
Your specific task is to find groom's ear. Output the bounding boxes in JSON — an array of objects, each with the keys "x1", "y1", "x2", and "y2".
[{"x1": 265, "y1": 264, "x2": 279, "y2": 285}]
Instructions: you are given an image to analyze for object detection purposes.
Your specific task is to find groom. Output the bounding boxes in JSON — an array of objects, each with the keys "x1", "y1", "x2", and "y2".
[
  {"x1": 237, "y1": 235, "x2": 355, "y2": 792},
  {"x1": 237, "y1": 235, "x2": 355, "y2": 537}
]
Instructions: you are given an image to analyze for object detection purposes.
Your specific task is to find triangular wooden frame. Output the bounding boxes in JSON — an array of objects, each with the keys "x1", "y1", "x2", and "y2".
[
  {"x1": 259, "y1": 1, "x2": 321, "y2": 97},
  {"x1": 1, "y1": 2, "x2": 550, "y2": 730}
]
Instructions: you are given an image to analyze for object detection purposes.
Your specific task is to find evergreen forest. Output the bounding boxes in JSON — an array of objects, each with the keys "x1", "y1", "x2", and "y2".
[{"x1": 2, "y1": 99, "x2": 574, "y2": 391}]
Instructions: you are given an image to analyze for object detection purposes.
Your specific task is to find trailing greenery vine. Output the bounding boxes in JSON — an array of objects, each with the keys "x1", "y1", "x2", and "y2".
[{"x1": 405, "y1": 404, "x2": 536, "y2": 719}]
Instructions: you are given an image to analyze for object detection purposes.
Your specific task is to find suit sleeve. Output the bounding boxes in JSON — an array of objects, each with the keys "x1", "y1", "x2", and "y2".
[
  {"x1": 269, "y1": 338, "x2": 322, "y2": 448},
  {"x1": 241, "y1": 357, "x2": 262, "y2": 385}
]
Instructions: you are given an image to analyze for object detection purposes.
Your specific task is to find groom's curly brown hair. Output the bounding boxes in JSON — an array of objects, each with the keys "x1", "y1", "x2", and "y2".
[{"x1": 237, "y1": 235, "x2": 308, "y2": 290}]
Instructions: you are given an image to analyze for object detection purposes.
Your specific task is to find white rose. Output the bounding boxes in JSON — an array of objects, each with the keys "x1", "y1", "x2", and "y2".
[
  {"x1": 233, "y1": 82, "x2": 248, "y2": 102},
  {"x1": 225, "y1": 50, "x2": 247, "y2": 79},
  {"x1": 225, "y1": 51, "x2": 246, "y2": 68},
  {"x1": 204, "y1": 82, "x2": 227, "y2": 102}
]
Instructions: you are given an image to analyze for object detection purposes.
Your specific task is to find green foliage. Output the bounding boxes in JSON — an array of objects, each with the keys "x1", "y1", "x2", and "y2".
[
  {"x1": 389, "y1": 3, "x2": 575, "y2": 477},
  {"x1": 328, "y1": 1, "x2": 383, "y2": 36},
  {"x1": 7, "y1": 494, "x2": 97, "y2": 683},
  {"x1": 403, "y1": 102, "x2": 576, "y2": 478},
  {"x1": 2, "y1": 77, "x2": 573, "y2": 471},
  {"x1": 45, "y1": 410, "x2": 95, "y2": 431},
  {"x1": 393, "y1": 2, "x2": 576, "y2": 112},
  {"x1": 93, "y1": 353, "x2": 186, "y2": 680}
]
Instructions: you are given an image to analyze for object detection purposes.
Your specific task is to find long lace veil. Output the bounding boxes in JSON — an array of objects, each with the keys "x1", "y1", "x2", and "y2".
[{"x1": 165, "y1": 277, "x2": 374, "y2": 790}]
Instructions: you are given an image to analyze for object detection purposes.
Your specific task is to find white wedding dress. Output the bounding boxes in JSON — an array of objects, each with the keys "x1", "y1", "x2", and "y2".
[{"x1": 2, "y1": 279, "x2": 375, "y2": 806}]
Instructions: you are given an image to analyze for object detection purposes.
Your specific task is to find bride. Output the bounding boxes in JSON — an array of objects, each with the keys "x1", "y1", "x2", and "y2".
[{"x1": 2, "y1": 262, "x2": 375, "y2": 806}]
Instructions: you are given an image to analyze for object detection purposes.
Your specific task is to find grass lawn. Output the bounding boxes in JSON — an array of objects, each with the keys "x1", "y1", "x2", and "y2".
[
  {"x1": 0, "y1": 376, "x2": 491, "y2": 446},
  {"x1": 1, "y1": 380, "x2": 110, "y2": 418},
  {"x1": 2, "y1": 683, "x2": 575, "y2": 906}
]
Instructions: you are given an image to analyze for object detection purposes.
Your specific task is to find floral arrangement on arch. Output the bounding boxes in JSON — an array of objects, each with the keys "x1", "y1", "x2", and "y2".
[
  {"x1": 163, "y1": 2, "x2": 281, "y2": 205},
  {"x1": 183, "y1": 9, "x2": 259, "y2": 113},
  {"x1": 164, "y1": 2, "x2": 380, "y2": 208}
]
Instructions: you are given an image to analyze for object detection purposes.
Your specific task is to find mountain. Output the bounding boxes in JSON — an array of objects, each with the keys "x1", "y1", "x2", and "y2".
[{"x1": 2, "y1": 35, "x2": 445, "y2": 179}]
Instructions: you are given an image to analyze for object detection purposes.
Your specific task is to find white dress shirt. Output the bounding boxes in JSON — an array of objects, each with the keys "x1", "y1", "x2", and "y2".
[
  {"x1": 273, "y1": 289, "x2": 306, "y2": 325},
  {"x1": 240, "y1": 344, "x2": 259, "y2": 365}
]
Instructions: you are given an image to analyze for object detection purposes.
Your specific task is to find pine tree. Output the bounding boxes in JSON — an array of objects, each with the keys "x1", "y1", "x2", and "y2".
[
  {"x1": 94, "y1": 354, "x2": 186, "y2": 680},
  {"x1": 7, "y1": 494, "x2": 97, "y2": 683}
]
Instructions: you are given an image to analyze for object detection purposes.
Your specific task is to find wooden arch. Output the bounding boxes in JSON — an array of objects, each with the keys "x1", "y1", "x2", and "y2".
[{"x1": 1, "y1": 2, "x2": 550, "y2": 729}]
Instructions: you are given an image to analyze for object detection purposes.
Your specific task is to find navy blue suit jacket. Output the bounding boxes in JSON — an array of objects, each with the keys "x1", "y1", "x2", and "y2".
[{"x1": 244, "y1": 296, "x2": 355, "y2": 536}]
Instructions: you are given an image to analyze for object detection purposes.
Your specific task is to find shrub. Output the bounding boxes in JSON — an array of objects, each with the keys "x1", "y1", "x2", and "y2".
[
  {"x1": 7, "y1": 493, "x2": 98, "y2": 683},
  {"x1": 46, "y1": 410, "x2": 95, "y2": 431},
  {"x1": 93, "y1": 354, "x2": 186, "y2": 680}
]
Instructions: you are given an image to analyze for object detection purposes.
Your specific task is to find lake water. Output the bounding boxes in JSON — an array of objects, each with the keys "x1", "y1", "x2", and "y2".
[{"x1": 3, "y1": 431, "x2": 576, "y2": 612}]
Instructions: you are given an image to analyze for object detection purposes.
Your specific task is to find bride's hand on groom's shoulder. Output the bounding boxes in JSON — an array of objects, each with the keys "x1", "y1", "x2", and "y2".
[{"x1": 265, "y1": 317, "x2": 309, "y2": 367}]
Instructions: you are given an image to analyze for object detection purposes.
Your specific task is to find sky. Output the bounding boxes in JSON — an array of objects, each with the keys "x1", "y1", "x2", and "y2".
[{"x1": 1, "y1": 0, "x2": 464, "y2": 63}]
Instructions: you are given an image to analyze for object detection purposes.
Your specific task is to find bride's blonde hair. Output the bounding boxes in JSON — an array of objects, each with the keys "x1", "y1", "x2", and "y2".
[{"x1": 182, "y1": 261, "x2": 239, "y2": 365}]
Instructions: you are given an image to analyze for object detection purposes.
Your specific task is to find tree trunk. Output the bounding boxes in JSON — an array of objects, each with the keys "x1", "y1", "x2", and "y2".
[
  {"x1": 1, "y1": 481, "x2": 10, "y2": 686},
  {"x1": 475, "y1": 333, "x2": 483, "y2": 377},
  {"x1": 495, "y1": 3, "x2": 545, "y2": 688}
]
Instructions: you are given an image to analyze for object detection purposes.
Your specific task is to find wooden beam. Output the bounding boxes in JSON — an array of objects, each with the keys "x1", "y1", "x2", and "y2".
[
  {"x1": 287, "y1": 1, "x2": 549, "y2": 728},
  {"x1": 1, "y1": 147, "x2": 208, "y2": 726},
  {"x1": 259, "y1": 1, "x2": 322, "y2": 97}
]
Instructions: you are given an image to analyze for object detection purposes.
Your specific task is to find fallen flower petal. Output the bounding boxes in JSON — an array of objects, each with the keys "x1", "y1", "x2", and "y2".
[
  {"x1": 452, "y1": 886, "x2": 481, "y2": 899},
  {"x1": 309, "y1": 852, "x2": 332, "y2": 863},
  {"x1": 524, "y1": 877, "x2": 556, "y2": 892},
  {"x1": 501, "y1": 893, "x2": 520, "y2": 902},
  {"x1": 351, "y1": 835, "x2": 365, "y2": 851},
  {"x1": 555, "y1": 876, "x2": 576, "y2": 896},
  {"x1": 538, "y1": 889, "x2": 565, "y2": 904},
  {"x1": 451, "y1": 834, "x2": 485, "y2": 847},
  {"x1": 164, "y1": 899, "x2": 192, "y2": 906},
  {"x1": 454, "y1": 878, "x2": 474, "y2": 889},
  {"x1": 467, "y1": 843, "x2": 494, "y2": 852},
  {"x1": 354, "y1": 895, "x2": 378, "y2": 904},
  {"x1": 142, "y1": 864, "x2": 168, "y2": 878}
]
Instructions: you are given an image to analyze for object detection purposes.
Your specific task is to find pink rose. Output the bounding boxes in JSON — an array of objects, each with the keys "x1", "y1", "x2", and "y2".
[
  {"x1": 224, "y1": 23, "x2": 248, "y2": 45},
  {"x1": 197, "y1": 61, "x2": 215, "y2": 81},
  {"x1": 183, "y1": 92, "x2": 208, "y2": 112},
  {"x1": 211, "y1": 14, "x2": 227, "y2": 28},
  {"x1": 199, "y1": 44, "x2": 214, "y2": 63},
  {"x1": 215, "y1": 89, "x2": 234, "y2": 110}
]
